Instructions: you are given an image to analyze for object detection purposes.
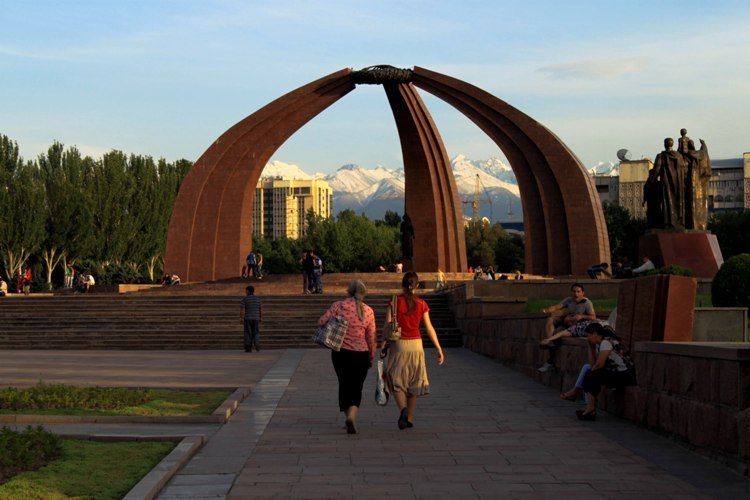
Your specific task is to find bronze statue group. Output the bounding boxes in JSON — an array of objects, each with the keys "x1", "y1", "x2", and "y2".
[{"x1": 643, "y1": 128, "x2": 711, "y2": 231}]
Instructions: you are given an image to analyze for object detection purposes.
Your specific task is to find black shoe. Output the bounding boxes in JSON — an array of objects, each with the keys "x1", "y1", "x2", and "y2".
[
  {"x1": 255, "y1": 345, "x2": 260, "y2": 352},
  {"x1": 406, "y1": 421, "x2": 414, "y2": 428},
  {"x1": 345, "y1": 418, "x2": 357, "y2": 434},
  {"x1": 398, "y1": 408, "x2": 408, "y2": 430},
  {"x1": 244, "y1": 346, "x2": 250, "y2": 352}
]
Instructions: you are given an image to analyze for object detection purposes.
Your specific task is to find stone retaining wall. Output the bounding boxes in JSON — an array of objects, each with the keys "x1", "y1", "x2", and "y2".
[{"x1": 448, "y1": 286, "x2": 750, "y2": 473}]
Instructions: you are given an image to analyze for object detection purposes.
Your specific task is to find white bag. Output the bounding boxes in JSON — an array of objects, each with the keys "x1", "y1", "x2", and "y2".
[{"x1": 375, "y1": 358, "x2": 389, "y2": 406}]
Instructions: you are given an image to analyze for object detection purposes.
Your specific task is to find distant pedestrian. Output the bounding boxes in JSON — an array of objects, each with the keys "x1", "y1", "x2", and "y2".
[
  {"x1": 254, "y1": 252, "x2": 263, "y2": 279},
  {"x1": 64, "y1": 262, "x2": 75, "y2": 288},
  {"x1": 312, "y1": 252, "x2": 323, "y2": 293},
  {"x1": 240, "y1": 286, "x2": 262, "y2": 352},
  {"x1": 301, "y1": 250, "x2": 315, "y2": 294},
  {"x1": 245, "y1": 250, "x2": 256, "y2": 278},
  {"x1": 22, "y1": 265, "x2": 32, "y2": 296},
  {"x1": 318, "y1": 280, "x2": 376, "y2": 434},
  {"x1": 435, "y1": 268, "x2": 445, "y2": 291}
]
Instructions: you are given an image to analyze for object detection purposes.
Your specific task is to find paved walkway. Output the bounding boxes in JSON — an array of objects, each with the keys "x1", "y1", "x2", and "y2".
[{"x1": 1, "y1": 349, "x2": 749, "y2": 499}]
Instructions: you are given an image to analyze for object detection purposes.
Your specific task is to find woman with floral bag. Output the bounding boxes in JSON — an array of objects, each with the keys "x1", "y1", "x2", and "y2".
[
  {"x1": 318, "y1": 280, "x2": 376, "y2": 434},
  {"x1": 380, "y1": 272, "x2": 444, "y2": 429}
]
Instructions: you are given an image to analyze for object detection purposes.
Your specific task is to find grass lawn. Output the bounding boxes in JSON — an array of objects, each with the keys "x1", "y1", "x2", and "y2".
[
  {"x1": 0, "y1": 387, "x2": 232, "y2": 417},
  {"x1": 0, "y1": 438, "x2": 175, "y2": 500}
]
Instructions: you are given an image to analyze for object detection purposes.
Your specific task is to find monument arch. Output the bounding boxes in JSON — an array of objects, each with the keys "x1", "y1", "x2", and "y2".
[{"x1": 165, "y1": 66, "x2": 609, "y2": 281}]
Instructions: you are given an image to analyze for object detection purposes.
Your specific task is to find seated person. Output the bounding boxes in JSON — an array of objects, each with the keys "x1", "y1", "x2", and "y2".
[
  {"x1": 560, "y1": 363, "x2": 592, "y2": 402},
  {"x1": 587, "y1": 262, "x2": 612, "y2": 279},
  {"x1": 170, "y1": 274, "x2": 181, "y2": 285},
  {"x1": 0, "y1": 276, "x2": 7, "y2": 296},
  {"x1": 160, "y1": 273, "x2": 172, "y2": 286},
  {"x1": 632, "y1": 256, "x2": 655, "y2": 276},
  {"x1": 473, "y1": 265, "x2": 483, "y2": 280},
  {"x1": 81, "y1": 273, "x2": 95, "y2": 293},
  {"x1": 576, "y1": 322, "x2": 636, "y2": 420},
  {"x1": 538, "y1": 283, "x2": 596, "y2": 372}
]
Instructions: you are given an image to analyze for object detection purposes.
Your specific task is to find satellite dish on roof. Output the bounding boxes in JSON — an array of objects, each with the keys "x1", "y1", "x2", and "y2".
[{"x1": 616, "y1": 149, "x2": 632, "y2": 161}]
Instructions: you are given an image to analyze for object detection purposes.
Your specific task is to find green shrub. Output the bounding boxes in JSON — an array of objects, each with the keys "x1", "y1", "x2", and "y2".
[
  {"x1": 712, "y1": 253, "x2": 750, "y2": 313},
  {"x1": 643, "y1": 264, "x2": 695, "y2": 277},
  {"x1": 0, "y1": 426, "x2": 62, "y2": 482},
  {"x1": 0, "y1": 382, "x2": 152, "y2": 411}
]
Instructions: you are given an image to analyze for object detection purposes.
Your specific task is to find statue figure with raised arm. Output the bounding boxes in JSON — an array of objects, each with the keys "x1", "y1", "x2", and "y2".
[{"x1": 677, "y1": 128, "x2": 711, "y2": 231}]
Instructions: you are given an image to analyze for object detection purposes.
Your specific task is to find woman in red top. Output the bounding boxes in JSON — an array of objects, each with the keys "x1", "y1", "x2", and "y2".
[
  {"x1": 380, "y1": 272, "x2": 444, "y2": 429},
  {"x1": 318, "y1": 280, "x2": 376, "y2": 434}
]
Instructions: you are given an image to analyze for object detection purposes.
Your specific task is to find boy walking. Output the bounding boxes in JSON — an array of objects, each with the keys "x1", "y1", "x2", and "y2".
[{"x1": 240, "y1": 286, "x2": 262, "y2": 352}]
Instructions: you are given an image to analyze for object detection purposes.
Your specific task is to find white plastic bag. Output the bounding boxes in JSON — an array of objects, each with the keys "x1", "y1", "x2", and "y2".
[{"x1": 375, "y1": 359, "x2": 389, "y2": 406}]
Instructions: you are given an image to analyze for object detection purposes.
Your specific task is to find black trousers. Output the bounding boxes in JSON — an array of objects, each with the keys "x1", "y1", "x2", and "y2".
[
  {"x1": 331, "y1": 348, "x2": 370, "y2": 411},
  {"x1": 582, "y1": 368, "x2": 636, "y2": 396}
]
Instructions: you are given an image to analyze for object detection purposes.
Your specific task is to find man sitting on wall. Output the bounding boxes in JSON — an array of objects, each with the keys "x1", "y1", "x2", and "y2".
[{"x1": 538, "y1": 283, "x2": 596, "y2": 373}]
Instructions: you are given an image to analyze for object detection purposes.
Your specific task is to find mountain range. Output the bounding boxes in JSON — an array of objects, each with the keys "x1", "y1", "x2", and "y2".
[{"x1": 261, "y1": 156, "x2": 618, "y2": 222}]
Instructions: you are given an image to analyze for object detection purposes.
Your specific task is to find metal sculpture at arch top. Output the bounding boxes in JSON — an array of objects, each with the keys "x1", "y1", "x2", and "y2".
[{"x1": 165, "y1": 65, "x2": 609, "y2": 282}]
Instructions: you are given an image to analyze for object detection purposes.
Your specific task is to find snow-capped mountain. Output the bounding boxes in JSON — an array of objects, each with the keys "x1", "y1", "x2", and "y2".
[
  {"x1": 261, "y1": 156, "x2": 614, "y2": 222},
  {"x1": 261, "y1": 160, "x2": 313, "y2": 180}
]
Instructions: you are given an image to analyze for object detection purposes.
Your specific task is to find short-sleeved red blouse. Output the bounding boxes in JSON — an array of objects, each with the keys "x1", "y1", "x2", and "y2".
[{"x1": 393, "y1": 295, "x2": 429, "y2": 339}]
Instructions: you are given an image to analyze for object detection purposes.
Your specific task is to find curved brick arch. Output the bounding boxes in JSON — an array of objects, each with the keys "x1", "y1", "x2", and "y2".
[
  {"x1": 384, "y1": 82, "x2": 466, "y2": 272},
  {"x1": 165, "y1": 69, "x2": 356, "y2": 281},
  {"x1": 165, "y1": 66, "x2": 608, "y2": 281},
  {"x1": 411, "y1": 66, "x2": 609, "y2": 275}
]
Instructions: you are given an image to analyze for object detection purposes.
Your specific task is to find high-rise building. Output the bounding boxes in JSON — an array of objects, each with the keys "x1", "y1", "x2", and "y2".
[{"x1": 253, "y1": 178, "x2": 333, "y2": 239}]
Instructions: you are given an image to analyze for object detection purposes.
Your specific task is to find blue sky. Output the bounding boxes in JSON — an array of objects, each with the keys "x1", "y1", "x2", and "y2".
[{"x1": 2, "y1": 0, "x2": 749, "y2": 173}]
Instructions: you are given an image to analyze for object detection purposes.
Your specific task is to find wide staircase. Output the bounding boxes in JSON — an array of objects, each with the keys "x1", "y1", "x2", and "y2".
[{"x1": 0, "y1": 292, "x2": 462, "y2": 350}]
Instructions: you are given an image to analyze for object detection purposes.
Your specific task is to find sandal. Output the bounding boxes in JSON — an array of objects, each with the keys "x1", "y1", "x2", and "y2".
[
  {"x1": 398, "y1": 408, "x2": 409, "y2": 430},
  {"x1": 560, "y1": 390, "x2": 578, "y2": 401},
  {"x1": 577, "y1": 409, "x2": 596, "y2": 421}
]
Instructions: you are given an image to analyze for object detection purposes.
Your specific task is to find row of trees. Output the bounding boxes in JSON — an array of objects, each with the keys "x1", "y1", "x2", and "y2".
[
  {"x1": 0, "y1": 134, "x2": 191, "y2": 289},
  {"x1": 252, "y1": 210, "x2": 525, "y2": 277}
]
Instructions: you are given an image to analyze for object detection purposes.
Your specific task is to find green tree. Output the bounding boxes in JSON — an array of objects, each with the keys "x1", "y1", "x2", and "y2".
[
  {"x1": 708, "y1": 210, "x2": 750, "y2": 259},
  {"x1": 495, "y1": 233, "x2": 525, "y2": 273},
  {"x1": 38, "y1": 143, "x2": 96, "y2": 287},
  {"x1": 465, "y1": 220, "x2": 504, "y2": 268},
  {"x1": 0, "y1": 160, "x2": 46, "y2": 279},
  {"x1": 602, "y1": 203, "x2": 646, "y2": 264},
  {"x1": 381, "y1": 210, "x2": 401, "y2": 228}
]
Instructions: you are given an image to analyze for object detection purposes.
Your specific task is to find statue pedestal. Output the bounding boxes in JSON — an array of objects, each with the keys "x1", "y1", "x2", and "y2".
[
  {"x1": 616, "y1": 275, "x2": 697, "y2": 354},
  {"x1": 639, "y1": 231, "x2": 723, "y2": 279}
]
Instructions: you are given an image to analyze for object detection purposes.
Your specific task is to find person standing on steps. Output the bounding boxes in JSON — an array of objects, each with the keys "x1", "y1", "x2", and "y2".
[
  {"x1": 240, "y1": 285, "x2": 262, "y2": 352},
  {"x1": 318, "y1": 280, "x2": 376, "y2": 434},
  {"x1": 380, "y1": 271, "x2": 444, "y2": 430}
]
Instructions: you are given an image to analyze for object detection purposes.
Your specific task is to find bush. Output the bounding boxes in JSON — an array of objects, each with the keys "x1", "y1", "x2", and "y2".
[
  {"x1": 0, "y1": 382, "x2": 152, "y2": 410},
  {"x1": 102, "y1": 262, "x2": 142, "y2": 284},
  {"x1": 643, "y1": 265, "x2": 695, "y2": 277},
  {"x1": 0, "y1": 426, "x2": 62, "y2": 482},
  {"x1": 711, "y1": 253, "x2": 750, "y2": 313}
]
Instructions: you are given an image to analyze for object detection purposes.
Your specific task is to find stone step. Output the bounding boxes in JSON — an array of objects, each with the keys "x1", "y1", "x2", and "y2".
[{"x1": 0, "y1": 286, "x2": 461, "y2": 350}]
